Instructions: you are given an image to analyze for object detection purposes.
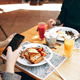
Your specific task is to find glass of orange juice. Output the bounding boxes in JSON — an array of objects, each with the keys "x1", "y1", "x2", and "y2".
[{"x1": 64, "y1": 39, "x2": 74, "y2": 57}]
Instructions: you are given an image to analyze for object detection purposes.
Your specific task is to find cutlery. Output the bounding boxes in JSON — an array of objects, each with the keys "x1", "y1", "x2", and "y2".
[
  {"x1": 74, "y1": 34, "x2": 80, "y2": 41},
  {"x1": 44, "y1": 57, "x2": 66, "y2": 80}
]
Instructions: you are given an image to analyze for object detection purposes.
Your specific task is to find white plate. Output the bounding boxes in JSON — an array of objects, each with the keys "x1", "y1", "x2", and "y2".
[
  {"x1": 17, "y1": 43, "x2": 53, "y2": 67},
  {"x1": 49, "y1": 27, "x2": 79, "y2": 41}
]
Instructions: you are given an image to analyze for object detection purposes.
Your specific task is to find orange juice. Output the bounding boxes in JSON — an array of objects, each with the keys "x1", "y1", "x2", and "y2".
[{"x1": 64, "y1": 39, "x2": 74, "y2": 57}]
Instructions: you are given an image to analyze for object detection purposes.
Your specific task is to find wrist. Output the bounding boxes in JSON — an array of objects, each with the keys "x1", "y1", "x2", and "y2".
[
  {"x1": 6, "y1": 62, "x2": 14, "y2": 73},
  {"x1": 5, "y1": 39, "x2": 9, "y2": 45},
  {"x1": 55, "y1": 19, "x2": 61, "y2": 25}
]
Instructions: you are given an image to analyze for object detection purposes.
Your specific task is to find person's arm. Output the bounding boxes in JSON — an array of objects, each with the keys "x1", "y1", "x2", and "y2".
[
  {"x1": 47, "y1": 0, "x2": 69, "y2": 28},
  {"x1": 2, "y1": 72, "x2": 21, "y2": 80},
  {"x1": 0, "y1": 34, "x2": 14, "y2": 49},
  {"x1": 47, "y1": 0, "x2": 66, "y2": 28},
  {"x1": 2, "y1": 46, "x2": 22, "y2": 80},
  {"x1": 57, "y1": 0, "x2": 72, "y2": 24},
  {"x1": 0, "y1": 41, "x2": 7, "y2": 49},
  {"x1": 57, "y1": 0, "x2": 66, "y2": 23},
  {"x1": 47, "y1": 19, "x2": 62, "y2": 28}
]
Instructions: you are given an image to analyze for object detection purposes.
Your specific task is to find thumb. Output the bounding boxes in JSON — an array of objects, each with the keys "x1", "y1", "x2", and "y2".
[
  {"x1": 14, "y1": 45, "x2": 22, "y2": 54},
  {"x1": 7, "y1": 46, "x2": 12, "y2": 53}
]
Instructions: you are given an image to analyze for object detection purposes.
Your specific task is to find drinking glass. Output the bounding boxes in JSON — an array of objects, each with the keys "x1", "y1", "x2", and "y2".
[
  {"x1": 38, "y1": 22, "x2": 47, "y2": 40},
  {"x1": 64, "y1": 39, "x2": 74, "y2": 57}
]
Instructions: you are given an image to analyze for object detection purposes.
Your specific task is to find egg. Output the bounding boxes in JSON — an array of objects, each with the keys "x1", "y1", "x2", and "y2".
[{"x1": 57, "y1": 31, "x2": 63, "y2": 35}]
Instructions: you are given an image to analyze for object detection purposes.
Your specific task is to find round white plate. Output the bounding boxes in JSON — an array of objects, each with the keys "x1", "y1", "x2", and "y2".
[
  {"x1": 17, "y1": 43, "x2": 53, "y2": 67},
  {"x1": 50, "y1": 27, "x2": 79, "y2": 41}
]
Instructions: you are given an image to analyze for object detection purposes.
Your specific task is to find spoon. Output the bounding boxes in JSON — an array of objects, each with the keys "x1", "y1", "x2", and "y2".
[{"x1": 44, "y1": 57, "x2": 66, "y2": 80}]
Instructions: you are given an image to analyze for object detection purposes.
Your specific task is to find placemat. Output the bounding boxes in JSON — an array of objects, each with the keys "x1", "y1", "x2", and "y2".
[{"x1": 18, "y1": 41, "x2": 67, "y2": 79}]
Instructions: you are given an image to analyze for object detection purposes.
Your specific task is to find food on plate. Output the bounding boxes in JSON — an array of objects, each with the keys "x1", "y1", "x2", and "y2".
[
  {"x1": 56, "y1": 29, "x2": 75, "y2": 40},
  {"x1": 20, "y1": 47, "x2": 46, "y2": 64},
  {"x1": 58, "y1": 35, "x2": 65, "y2": 38},
  {"x1": 28, "y1": 48, "x2": 38, "y2": 53},
  {"x1": 56, "y1": 31, "x2": 63, "y2": 35},
  {"x1": 65, "y1": 31, "x2": 74, "y2": 38}
]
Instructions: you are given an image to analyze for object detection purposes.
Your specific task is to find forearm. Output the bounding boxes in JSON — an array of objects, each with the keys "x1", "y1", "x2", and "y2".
[
  {"x1": 0, "y1": 40, "x2": 8, "y2": 49},
  {"x1": 0, "y1": 34, "x2": 14, "y2": 49}
]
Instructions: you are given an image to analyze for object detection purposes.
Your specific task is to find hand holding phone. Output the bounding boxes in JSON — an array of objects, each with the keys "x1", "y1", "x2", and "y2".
[{"x1": 3, "y1": 33, "x2": 25, "y2": 55}]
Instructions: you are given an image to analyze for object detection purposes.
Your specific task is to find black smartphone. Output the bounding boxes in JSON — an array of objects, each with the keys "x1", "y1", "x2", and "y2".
[{"x1": 3, "y1": 33, "x2": 25, "y2": 55}]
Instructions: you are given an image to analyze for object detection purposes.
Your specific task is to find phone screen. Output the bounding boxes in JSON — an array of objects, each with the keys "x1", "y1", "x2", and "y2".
[{"x1": 3, "y1": 34, "x2": 25, "y2": 55}]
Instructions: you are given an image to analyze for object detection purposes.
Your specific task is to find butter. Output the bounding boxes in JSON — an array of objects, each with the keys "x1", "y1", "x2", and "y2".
[{"x1": 28, "y1": 48, "x2": 38, "y2": 53}]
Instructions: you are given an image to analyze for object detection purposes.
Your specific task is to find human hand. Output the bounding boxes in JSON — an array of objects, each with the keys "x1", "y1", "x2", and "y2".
[
  {"x1": 0, "y1": 34, "x2": 15, "y2": 49},
  {"x1": 5, "y1": 34, "x2": 14, "y2": 45},
  {"x1": 79, "y1": 33, "x2": 80, "y2": 37},
  {"x1": 6, "y1": 45, "x2": 22, "y2": 73},
  {"x1": 47, "y1": 19, "x2": 56, "y2": 28}
]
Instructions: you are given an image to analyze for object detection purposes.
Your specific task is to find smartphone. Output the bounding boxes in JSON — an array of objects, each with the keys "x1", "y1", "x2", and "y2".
[{"x1": 3, "y1": 33, "x2": 25, "y2": 55}]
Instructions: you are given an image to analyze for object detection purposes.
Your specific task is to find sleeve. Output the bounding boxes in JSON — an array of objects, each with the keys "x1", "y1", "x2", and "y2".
[
  {"x1": 57, "y1": 0, "x2": 67, "y2": 24},
  {"x1": 2, "y1": 72, "x2": 21, "y2": 80}
]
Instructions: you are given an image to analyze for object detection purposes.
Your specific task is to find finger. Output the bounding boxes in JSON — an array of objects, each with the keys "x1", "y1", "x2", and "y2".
[
  {"x1": 49, "y1": 19, "x2": 53, "y2": 22},
  {"x1": 50, "y1": 20, "x2": 54, "y2": 25},
  {"x1": 18, "y1": 45, "x2": 22, "y2": 51},
  {"x1": 6, "y1": 46, "x2": 12, "y2": 55},
  {"x1": 7, "y1": 34, "x2": 14, "y2": 42},
  {"x1": 10, "y1": 34, "x2": 14, "y2": 39},
  {"x1": 14, "y1": 45, "x2": 22, "y2": 59},
  {"x1": 14, "y1": 45, "x2": 22, "y2": 53},
  {"x1": 48, "y1": 19, "x2": 52, "y2": 24},
  {"x1": 51, "y1": 22, "x2": 55, "y2": 25}
]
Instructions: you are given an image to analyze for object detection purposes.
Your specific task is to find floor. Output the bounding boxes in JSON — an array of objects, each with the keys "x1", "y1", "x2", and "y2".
[{"x1": 0, "y1": 1, "x2": 62, "y2": 75}]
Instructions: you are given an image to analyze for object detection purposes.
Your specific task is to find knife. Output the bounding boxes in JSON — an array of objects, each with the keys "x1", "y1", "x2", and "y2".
[{"x1": 44, "y1": 57, "x2": 66, "y2": 80}]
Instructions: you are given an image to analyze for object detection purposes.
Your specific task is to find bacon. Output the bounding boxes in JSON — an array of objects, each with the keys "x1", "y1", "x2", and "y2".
[{"x1": 21, "y1": 51, "x2": 25, "y2": 58}]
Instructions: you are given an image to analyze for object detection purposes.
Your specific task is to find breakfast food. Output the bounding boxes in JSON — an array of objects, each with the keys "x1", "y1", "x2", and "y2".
[
  {"x1": 56, "y1": 31, "x2": 63, "y2": 35},
  {"x1": 65, "y1": 31, "x2": 74, "y2": 38},
  {"x1": 56, "y1": 29, "x2": 75, "y2": 40},
  {"x1": 20, "y1": 47, "x2": 46, "y2": 64}
]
